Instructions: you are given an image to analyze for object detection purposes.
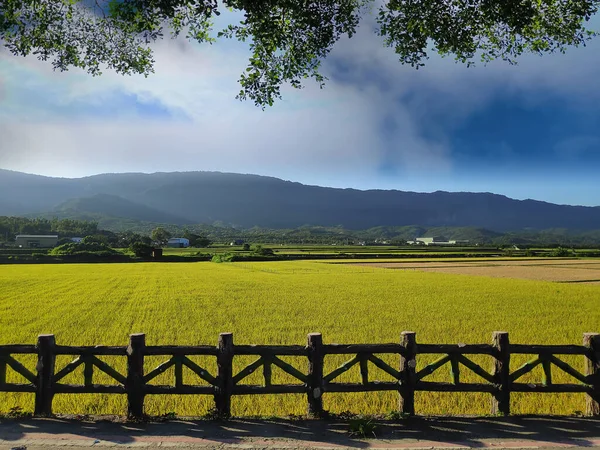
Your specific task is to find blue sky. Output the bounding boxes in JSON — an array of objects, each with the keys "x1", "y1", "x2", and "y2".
[{"x1": 0, "y1": 9, "x2": 599, "y2": 206}]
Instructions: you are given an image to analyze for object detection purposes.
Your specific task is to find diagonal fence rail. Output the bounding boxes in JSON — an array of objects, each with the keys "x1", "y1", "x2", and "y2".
[{"x1": 0, "y1": 331, "x2": 598, "y2": 418}]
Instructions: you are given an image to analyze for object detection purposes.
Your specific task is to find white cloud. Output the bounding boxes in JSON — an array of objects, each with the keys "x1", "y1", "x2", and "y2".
[
  {"x1": 0, "y1": 80, "x2": 452, "y2": 182},
  {"x1": 1, "y1": 9, "x2": 599, "y2": 199},
  {"x1": 0, "y1": 26, "x2": 456, "y2": 183}
]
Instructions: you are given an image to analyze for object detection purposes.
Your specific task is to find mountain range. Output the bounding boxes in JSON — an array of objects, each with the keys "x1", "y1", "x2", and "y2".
[{"x1": 1, "y1": 169, "x2": 599, "y2": 232}]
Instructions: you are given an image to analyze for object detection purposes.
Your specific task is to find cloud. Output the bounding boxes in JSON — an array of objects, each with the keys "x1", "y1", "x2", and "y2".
[
  {"x1": 0, "y1": 78, "x2": 453, "y2": 182},
  {"x1": 0, "y1": 24, "x2": 456, "y2": 181},
  {"x1": 1, "y1": 8, "x2": 600, "y2": 205},
  {"x1": 340, "y1": 15, "x2": 600, "y2": 100},
  {"x1": 554, "y1": 135, "x2": 600, "y2": 159}
]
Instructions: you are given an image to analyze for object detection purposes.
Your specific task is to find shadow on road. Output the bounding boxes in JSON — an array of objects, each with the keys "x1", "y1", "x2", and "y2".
[{"x1": 1, "y1": 415, "x2": 600, "y2": 447}]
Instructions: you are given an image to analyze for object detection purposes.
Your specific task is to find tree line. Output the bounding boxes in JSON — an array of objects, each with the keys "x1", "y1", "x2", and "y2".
[
  {"x1": 0, "y1": 217, "x2": 98, "y2": 241},
  {"x1": 0, "y1": 217, "x2": 212, "y2": 249},
  {"x1": 2, "y1": 216, "x2": 600, "y2": 249}
]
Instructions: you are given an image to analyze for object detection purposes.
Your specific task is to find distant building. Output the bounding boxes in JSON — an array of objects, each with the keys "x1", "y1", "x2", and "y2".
[
  {"x1": 167, "y1": 238, "x2": 190, "y2": 248},
  {"x1": 71, "y1": 237, "x2": 84, "y2": 243},
  {"x1": 230, "y1": 239, "x2": 245, "y2": 246},
  {"x1": 374, "y1": 239, "x2": 390, "y2": 245},
  {"x1": 415, "y1": 236, "x2": 447, "y2": 245},
  {"x1": 414, "y1": 236, "x2": 469, "y2": 246},
  {"x1": 15, "y1": 235, "x2": 59, "y2": 248}
]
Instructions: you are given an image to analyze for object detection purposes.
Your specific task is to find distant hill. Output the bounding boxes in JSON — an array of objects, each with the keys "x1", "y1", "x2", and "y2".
[
  {"x1": 51, "y1": 194, "x2": 193, "y2": 225},
  {"x1": 1, "y1": 169, "x2": 599, "y2": 232},
  {"x1": 358, "y1": 226, "x2": 504, "y2": 242}
]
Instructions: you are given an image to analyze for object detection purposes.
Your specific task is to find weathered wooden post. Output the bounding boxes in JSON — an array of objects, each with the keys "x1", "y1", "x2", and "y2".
[
  {"x1": 491, "y1": 331, "x2": 510, "y2": 415},
  {"x1": 34, "y1": 334, "x2": 56, "y2": 416},
  {"x1": 584, "y1": 333, "x2": 600, "y2": 416},
  {"x1": 215, "y1": 332, "x2": 234, "y2": 418},
  {"x1": 399, "y1": 331, "x2": 416, "y2": 416},
  {"x1": 307, "y1": 333, "x2": 324, "y2": 418},
  {"x1": 0, "y1": 354, "x2": 6, "y2": 387},
  {"x1": 126, "y1": 333, "x2": 146, "y2": 419}
]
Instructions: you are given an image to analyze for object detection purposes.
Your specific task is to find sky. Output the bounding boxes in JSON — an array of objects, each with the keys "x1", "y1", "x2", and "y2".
[{"x1": 0, "y1": 7, "x2": 599, "y2": 206}]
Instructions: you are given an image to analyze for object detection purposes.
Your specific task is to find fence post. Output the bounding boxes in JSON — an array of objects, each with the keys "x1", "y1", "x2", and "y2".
[
  {"x1": 127, "y1": 333, "x2": 145, "y2": 419},
  {"x1": 307, "y1": 333, "x2": 324, "y2": 418},
  {"x1": 399, "y1": 331, "x2": 416, "y2": 416},
  {"x1": 215, "y1": 332, "x2": 234, "y2": 418},
  {"x1": 584, "y1": 333, "x2": 600, "y2": 416},
  {"x1": 0, "y1": 354, "x2": 5, "y2": 386},
  {"x1": 34, "y1": 334, "x2": 56, "y2": 416},
  {"x1": 491, "y1": 331, "x2": 510, "y2": 415}
]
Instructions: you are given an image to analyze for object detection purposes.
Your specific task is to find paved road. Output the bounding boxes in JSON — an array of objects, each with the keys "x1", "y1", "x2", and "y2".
[{"x1": 1, "y1": 416, "x2": 600, "y2": 449}]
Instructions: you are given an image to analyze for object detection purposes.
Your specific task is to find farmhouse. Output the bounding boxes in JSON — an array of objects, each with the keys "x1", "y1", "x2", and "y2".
[
  {"x1": 167, "y1": 237, "x2": 190, "y2": 248},
  {"x1": 15, "y1": 234, "x2": 58, "y2": 248}
]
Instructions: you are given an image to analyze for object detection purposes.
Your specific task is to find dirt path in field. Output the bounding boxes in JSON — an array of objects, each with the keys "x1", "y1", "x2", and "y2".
[
  {"x1": 347, "y1": 260, "x2": 600, "y2": 284},
  {"x1": 1, "y1": 416, "x2": 600, "y2": 449}
]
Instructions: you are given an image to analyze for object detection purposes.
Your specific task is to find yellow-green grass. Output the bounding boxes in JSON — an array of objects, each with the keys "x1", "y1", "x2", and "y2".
[{"x1": 0, "y1": 261, "x2": 598, "y2": 417}]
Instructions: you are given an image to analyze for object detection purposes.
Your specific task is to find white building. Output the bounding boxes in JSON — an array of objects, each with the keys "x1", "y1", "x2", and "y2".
[
  {"x1": 15, "y1": 235, "x2": 59, "y2": 248},
  {"x1": 167, "y1": 238, "x2": 190, "y2": 248},
  {"x1": 415, "y1": 237, "x2": 447, "y2": 245},
  {"x1": 413, "y1": 236, "x2": 469, "y2": 246}
]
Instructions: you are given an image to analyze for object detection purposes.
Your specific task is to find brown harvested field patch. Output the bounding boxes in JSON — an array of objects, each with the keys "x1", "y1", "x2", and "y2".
[
  {"x1": 553, "y1": 264, "x2": 600, "y2": 270},
  {"x1": 348, "y1": 259, "x2": 600, "y2": 283},
  {"x1": 482, "y1": 260, "x2": 585, "y2": 265},
  {"x1": 348, "y1": 262, "x2": 489, "y2": 269},
  {"x1": 416, "y1": 266, "x2": 600, "y2": 282},
  {"x1": 347, "y1": 258, "x2": 596, "y2": 268},
  {"x1": 482, "y1": 259, "x2": 600, "y2": 267}
]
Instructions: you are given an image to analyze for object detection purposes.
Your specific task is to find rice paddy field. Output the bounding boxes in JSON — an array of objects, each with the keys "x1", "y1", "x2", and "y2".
[{"x1": 0, "y1": 260, "x2": 599, "y2": 417}]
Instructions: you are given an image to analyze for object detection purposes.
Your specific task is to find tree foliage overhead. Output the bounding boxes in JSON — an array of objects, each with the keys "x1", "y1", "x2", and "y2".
[{"x1": 1, "y1": 0, "x2": 598, "y2": 107}]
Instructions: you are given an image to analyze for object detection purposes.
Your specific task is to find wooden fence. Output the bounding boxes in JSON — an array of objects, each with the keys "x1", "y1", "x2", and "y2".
[{"x1": 0, "y1": 332, "x2": 599, "y2": 418}]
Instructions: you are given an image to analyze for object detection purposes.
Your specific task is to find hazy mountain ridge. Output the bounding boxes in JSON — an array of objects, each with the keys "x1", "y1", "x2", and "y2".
[
  {"x1": 1, "y1": 169, "x2": 599, "y2": 231},
  {"x1": 54, "y1": 194, "x2": 193, "y2": 225}
]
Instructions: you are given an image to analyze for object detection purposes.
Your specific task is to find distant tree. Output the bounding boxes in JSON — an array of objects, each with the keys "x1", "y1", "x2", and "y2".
[
  {"x1": 116, "y1": 231, "x2": 152, "y2": 248},
  {"x1": 151, "y1": 227, "x2": 171, "y2": 247},
  {"x1": 242, "y1": 243, "x2": 250, "y2": 251},
  {"x1": 20, "y1": 220, "x2": 51, "y2": 234},
  {"x1": 50, "y1": 240, "x2": 117, "y2": 255},
  {"x1": 1, "y1": 0, "x2": 597, "y2": 107},
  {"x1": 0, "y1": 224, "x2": 9, "y2": 243},
  {"x1": 0, "y1": 216, "x2": 101, "y2": 241},
  {"x1": 551, "y1": 246, "x2": 575, "y2": 257},
  {"x1": 52, "y1": 218, "x2": 98, "y2": 237},
  {"x1": 252, "y1": 245, "x2": 274, "y2": 256},
  {"x1": 82, "y1": 234, "x2": 109, "y2": 245},
  {"x1": 196, "y1": 236, "x2": 211, "y2": 247},
  {"x1": 129, "y1": 241, "x2": 154, "y2": 258},
  {"x1": 183, "y1": 230, "x2": 211, "y2": 248}
]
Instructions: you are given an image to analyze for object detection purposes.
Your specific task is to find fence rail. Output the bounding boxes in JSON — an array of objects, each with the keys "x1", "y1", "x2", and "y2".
[{"x1": 0, "y1": 331, "x2": 599, "y2": 418}]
